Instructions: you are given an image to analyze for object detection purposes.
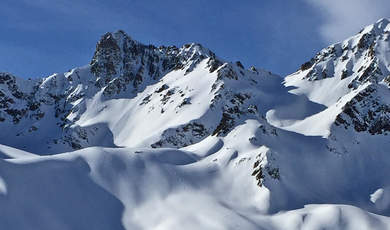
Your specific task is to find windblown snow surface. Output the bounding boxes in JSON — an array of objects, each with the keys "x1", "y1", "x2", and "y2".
[{"x1": 1, "y1": 19, "x2": 390, "y2": 229}]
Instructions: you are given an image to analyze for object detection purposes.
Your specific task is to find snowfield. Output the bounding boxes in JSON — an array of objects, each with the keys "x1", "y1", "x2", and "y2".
[{"x1": 0, "y1": 18, "x2": 390, "y2": 229}]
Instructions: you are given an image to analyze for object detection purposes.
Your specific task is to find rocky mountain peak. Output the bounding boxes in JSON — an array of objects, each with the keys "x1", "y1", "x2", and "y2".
[
  {"x1": 89, "y1": 31, "x2": 222, "y2": 94},
  {"x1": 179, "y1": 42, "x2": 213, "y2": 59},
  {"x1": 96, "y1": 30, "x2": 137, "y2": 50},
  {"x1": 295, "y1": 18, "x2": 390, "y2": 89}
]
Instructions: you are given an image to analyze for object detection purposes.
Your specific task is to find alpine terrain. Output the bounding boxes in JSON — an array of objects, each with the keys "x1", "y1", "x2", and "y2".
[{"x1": 1, "y1": 18, "x2": 390, "y2": 229}]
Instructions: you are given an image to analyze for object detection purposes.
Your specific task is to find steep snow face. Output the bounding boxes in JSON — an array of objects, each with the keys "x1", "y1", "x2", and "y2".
[
  {"x1": 1, "y1": 19, "x2": 390, "y2": 229},
  {"x1": 76, "y1": 59, "x2": 220, "y2": 148}
]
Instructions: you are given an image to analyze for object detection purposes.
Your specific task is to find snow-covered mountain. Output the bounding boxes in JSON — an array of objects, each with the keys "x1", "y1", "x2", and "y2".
[
  {"x1": 0, "y1": 30, "x2": 282, "y2": 154},
  {"x1": 1, "y1": 19, "x2": 390, "y2": 229}
]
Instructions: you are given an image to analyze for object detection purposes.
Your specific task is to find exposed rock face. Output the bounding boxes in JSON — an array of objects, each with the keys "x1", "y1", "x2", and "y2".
[
  {"x1": 0, "y1": 73, "x2": 42, "y2": 124},
  {"x1": 335, "y1": 85, "x2": 390, "y2": 135},
  {"x1": 252, "y1": 149, "x2": 280, "y2": 187},
  {"x1": 90, "y1": 31, "x2": 220, "y2": 97}
]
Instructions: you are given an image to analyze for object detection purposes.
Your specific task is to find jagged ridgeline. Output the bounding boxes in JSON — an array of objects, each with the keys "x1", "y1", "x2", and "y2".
[{"x1": 0, "y1": 30, "x2": 275, "y2": 154}]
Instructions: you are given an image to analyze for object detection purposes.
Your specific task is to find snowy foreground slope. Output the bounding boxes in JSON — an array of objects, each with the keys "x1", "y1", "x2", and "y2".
[
  {"x1": 1, "y1": 19, "x2": 390, "y2": 229},
  {"x1": 2, "y1": 147, "x2": 390, "y2": 230}
]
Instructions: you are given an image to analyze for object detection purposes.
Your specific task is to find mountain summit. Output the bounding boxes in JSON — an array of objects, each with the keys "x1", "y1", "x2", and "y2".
[{"x1": 1, "y1": 20, "x2": 390, "y2": 229}]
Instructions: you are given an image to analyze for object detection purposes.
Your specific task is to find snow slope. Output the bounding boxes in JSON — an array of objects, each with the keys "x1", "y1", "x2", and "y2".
[
  {"x1": 0, "y1": 19, "x2": 390, "y2": 229},
  {"x1": 1, "y1": 146, "x2": 390, "y2": 230}
]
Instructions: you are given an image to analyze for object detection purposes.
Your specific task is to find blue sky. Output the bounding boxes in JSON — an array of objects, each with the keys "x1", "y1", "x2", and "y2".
[{"x1": 1, "y1": 0, "x2": 389, "y2": 78}]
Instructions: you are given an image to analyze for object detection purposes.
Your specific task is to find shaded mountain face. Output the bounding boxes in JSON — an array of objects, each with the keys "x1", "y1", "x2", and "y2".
[{"x1": 1, "y1": 18, "x2": 390, "y2": 229}]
